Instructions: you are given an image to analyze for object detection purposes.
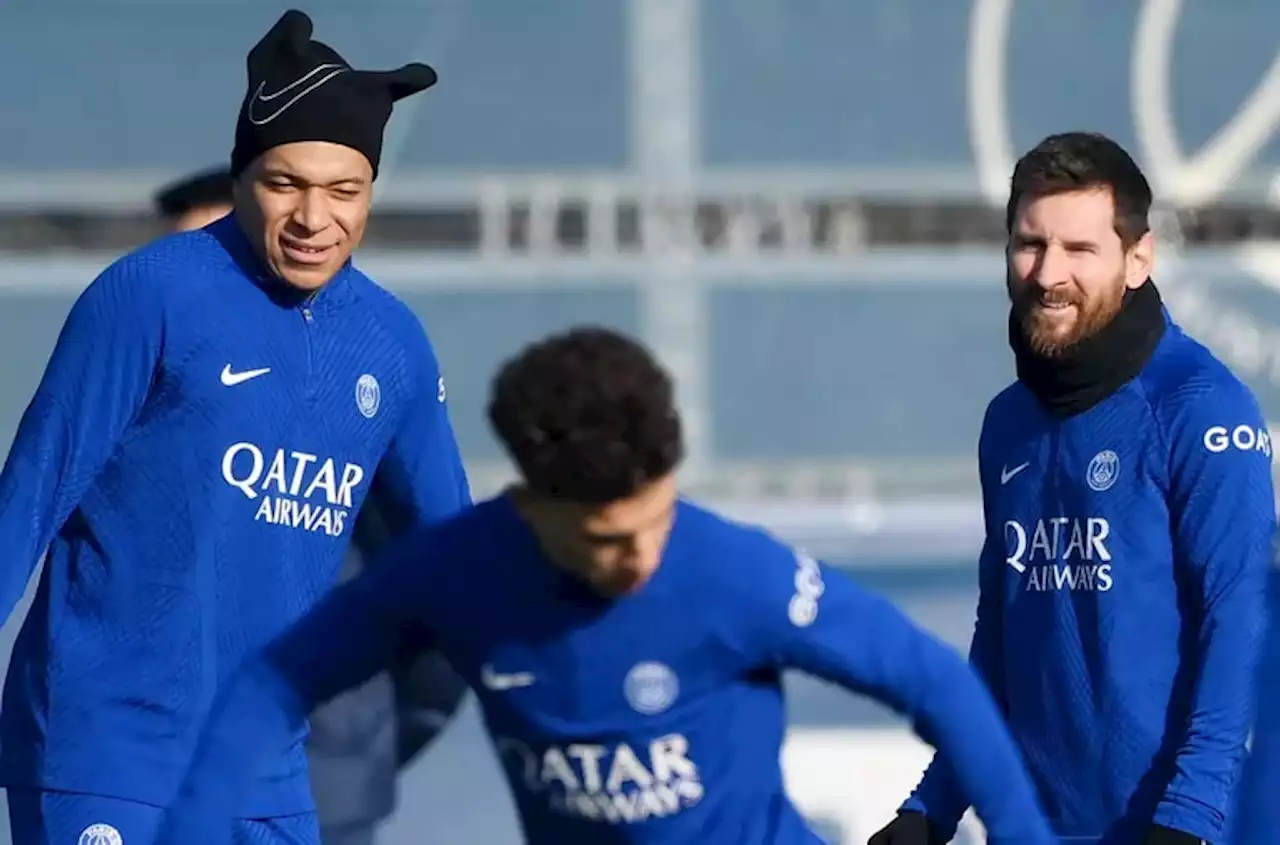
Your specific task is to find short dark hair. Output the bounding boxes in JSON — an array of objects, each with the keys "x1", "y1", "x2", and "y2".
[
  {"x1": 153, "y1": 167, "x2": 234, "y2": 219},
  {"x1": 1006, "y1": 132, "x2": 1153, "y2": 247},
  {"x1": 487, "y1": 326, "x2": 684, "y2": 504}
]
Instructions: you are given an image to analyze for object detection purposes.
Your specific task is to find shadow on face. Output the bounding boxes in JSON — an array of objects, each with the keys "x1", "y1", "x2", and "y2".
[{"x1": 515, "y1": 474, "x2": 680, "y2": 598}]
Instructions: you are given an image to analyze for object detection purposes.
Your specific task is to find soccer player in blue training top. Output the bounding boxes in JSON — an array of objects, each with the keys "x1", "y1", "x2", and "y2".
[
  {"x1": 0, "y1": 10, "x2": 469, "y2": 844},
  {"x1": 157, "y1": 325, "x2": 1057, "y2": 845},
  {"x1": 155, "y1": 163, "x2": 470, "y2": 845},
  {"x1": 870, "y1": 132, "x2": 1276, "y2": 845}
]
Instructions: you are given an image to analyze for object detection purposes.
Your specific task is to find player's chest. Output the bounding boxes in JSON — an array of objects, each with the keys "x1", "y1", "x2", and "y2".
[
  {"x1": 447, "y1": 594, "x2": 729, "y2": 735},
  {"x1": 159, "y1": 297, "x2": 400, "y2": 424},
  {"x1": 989, "y1": 397, "x2": 1171, "y2": 597},
  {"x1": 991, "y1": 426, "x2": 1164, "y2": 519},
  {"x1": 150, "y1": 300, "x2": 406, "y2": 504},
  {"x1": 452, "y1": 605, "x2": 725, "y2": 824}
]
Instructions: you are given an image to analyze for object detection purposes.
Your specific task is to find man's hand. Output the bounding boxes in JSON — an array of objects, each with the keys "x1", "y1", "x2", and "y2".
[
  {"x1": 867, "y1": 811, "x2": 942, "y2": 845},
  {"x1": 1142, "y1": 824, "x2": 1205, "y2": 845}
]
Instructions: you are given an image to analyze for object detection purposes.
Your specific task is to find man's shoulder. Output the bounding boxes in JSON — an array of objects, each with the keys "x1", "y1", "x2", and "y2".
[
  {"x1": 346, "y1": 268, "x2": 440, "y2": 367},
  {"x1": 678, "y1": 500, "x2": 791, "y2": 559},
  {"x1": 89, "y1": 228, "x2": 225, "y2": 302},
  {"x1": 1141, "y1": 324, "x2": 1264, "y2": 435},
  {"x1": 412, "y1": 496, "x2": 508, "y2": 546},
  {"x1": 677, "y1": 500, "x2": 809, "y2": 596},
  {"x1": 978, "y1": 381, "x2": 1036, "y2": 446},
  {"x1": 984, "y1": 380, "x2": 1026, "y2": 415},
  {"x1": 368, "y1": 499, "x2": 509, "y2": 594},
  {"x1": 348, "y1": 268, "x2": 417, "y2": 325}
]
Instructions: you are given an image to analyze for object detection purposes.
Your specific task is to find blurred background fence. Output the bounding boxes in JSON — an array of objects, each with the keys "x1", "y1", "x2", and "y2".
[{"x1": 3, "y1": 1, "x2": 1280, "y2": 842}]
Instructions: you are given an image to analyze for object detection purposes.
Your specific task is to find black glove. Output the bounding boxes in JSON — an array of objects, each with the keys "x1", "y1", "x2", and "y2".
[
  {"x1": 1142, "y1": 824, "x2": 1206, "y2": 845},
  {"x1": 867, "y1": 811, "x2": 943, "y2": 845}
]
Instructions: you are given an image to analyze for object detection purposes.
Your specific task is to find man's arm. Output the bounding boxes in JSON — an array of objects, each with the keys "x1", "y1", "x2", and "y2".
[
  {"x1": 1155, "y1": 385, "x2": 1275, "y2": 840},
  {"x1": 896, "y1": 530, "x2": 1006, "y2": 835},
  {"x1": 391, "y1": 648, "x2": 467, "y2": 766},
  {"x1": 371, "y1": 327, "x2": 470, "y2": 533},
  {"x1": 1231, "y1": 568, "x2": 1280, "y2": 844},
  {"x1": 352, "y1": 505, "x2": 467, "y2": 767},
  {"x1": 0, "y1": 258, "x2": 163, "y2": 625},
  {"x1": 160, "y1": 530, "x2": 442, "y2": 844},
  {"x1": 361, "y1": 331, "x2": 472, "y2": 763},
  {"x1": 897, "y1": 424, "x2": 1008, "y2": 836},
  {"x1": 742, "y1": 544, "x2": 1051, "y2": 844}
]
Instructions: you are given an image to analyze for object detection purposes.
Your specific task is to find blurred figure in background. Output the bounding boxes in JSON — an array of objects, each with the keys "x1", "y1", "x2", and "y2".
[
  {"x1": 152, "y1": 156, "x2": 470, "y2": 845},
  {"x1": 154, "y1": 167, "x2": 234, "y2": 232}
]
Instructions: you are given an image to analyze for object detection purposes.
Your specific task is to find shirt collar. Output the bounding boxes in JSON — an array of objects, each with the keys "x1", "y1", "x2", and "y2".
[{"x1": 209, "y1": 214, "x2": 359, "y2": 314}]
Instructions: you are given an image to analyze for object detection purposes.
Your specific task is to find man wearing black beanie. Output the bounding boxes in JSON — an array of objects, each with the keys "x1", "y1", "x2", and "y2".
[
  {"x1": 0, "y1": 11, "x2": 470, "y2": 845},
  {"x1": 228, "y1": 8, "x2": 436, "y2": 290},
  {"x1": 150, "y1": 157, "x2": 470, "y2": 845}
]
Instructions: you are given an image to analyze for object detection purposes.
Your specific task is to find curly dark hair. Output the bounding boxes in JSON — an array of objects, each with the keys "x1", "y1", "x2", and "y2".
[
  {"x1": 487, "y1": 326, "x2": 684, "y2": 503},
  {"x1": 1007, "y1": 132, "x2": 1152, "y2": 248}
]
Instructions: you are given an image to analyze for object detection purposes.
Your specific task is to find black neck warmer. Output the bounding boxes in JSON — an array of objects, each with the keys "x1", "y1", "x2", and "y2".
[{"x1": 1008, "y1": 279, "x2": 1166, "y2": 418}]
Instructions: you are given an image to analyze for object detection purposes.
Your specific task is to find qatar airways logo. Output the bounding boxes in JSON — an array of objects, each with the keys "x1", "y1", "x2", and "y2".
[
  {"x1": 1005, "y1": 517, "x2": 1114, "y2": 593},
  {"x1": 220, "y1": 442, "x2": 367, "y2": 537},
  {"x1": 494, "y1": 733, "x2": 703, "y2": 825}
]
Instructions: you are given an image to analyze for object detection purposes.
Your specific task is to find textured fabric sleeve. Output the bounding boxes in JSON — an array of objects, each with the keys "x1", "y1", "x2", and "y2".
[
  {"x1": 741, "y1": 542, "x2": 1052, "y2": 844},
  {"x1": 1155, "y1": 381, "x2": 1275, "y2": 841},
  {"x1": 370, "y1": 324, "x2": 470, "y2": 535},
  {"x1": 1231, "y1": 567, "x2": 1280, "y2": 844},
  {"x1": 900, "y1": 410, "x2": 1007, "y2": 833},
  {"x1": 362, "y1": 322, "x2": 472, "y2": 767},
  {"x1": 0, "y1": 256, "x2": 163, "y2": 626},
  {"x1": 899, "y1": 531, "x2": 1007, "y2": 832},
  {"x1": 343, "y1": 503, "x2": 469, "y2": 769}
]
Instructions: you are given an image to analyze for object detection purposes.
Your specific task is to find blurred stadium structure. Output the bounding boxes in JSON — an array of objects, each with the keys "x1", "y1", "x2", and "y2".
[{"x1": 2, "y1": 0, "x2": 1280, "y2": 842}]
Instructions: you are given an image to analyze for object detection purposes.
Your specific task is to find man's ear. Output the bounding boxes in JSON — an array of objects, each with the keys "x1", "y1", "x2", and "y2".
[{"x1": 1125, "y1": 230, "x2": 1154, "y2": 290}]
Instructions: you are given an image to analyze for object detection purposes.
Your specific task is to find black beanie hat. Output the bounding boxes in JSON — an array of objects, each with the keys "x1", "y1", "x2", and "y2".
[{"x1": 230, "y1": 9, "x2": 437, "y2": 179}]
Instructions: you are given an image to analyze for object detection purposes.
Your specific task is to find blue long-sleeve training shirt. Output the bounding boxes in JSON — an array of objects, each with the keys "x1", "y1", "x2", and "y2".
[
  {"x1": 0, "y1": 216, "x2": 470, "y2": 816},
  {"x1": 902, "y1": 316, "x2": 1275, "y2": 843},
  {"x1": 159, "y1": 497, "x2": 1055, "y2": 845}
]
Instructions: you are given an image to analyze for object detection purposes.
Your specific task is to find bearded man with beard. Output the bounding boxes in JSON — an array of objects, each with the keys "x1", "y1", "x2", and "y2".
[{"x1": 870, "y1": 132, "x2": 1274, "y2": 845}]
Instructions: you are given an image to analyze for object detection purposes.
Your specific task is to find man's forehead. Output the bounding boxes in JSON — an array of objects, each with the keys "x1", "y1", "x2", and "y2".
[
  {"x1": 258, "y1": 142, "x2": 372, "y2": 182},
  {"x1": 1014, "y1": 189, "x2": 1117, "y2": 236},
  {"x1": 585, "y1": 501, "x2": 659, "y2": 534},
  {"x1": 583, "y1": 484, "x2": 675, "y2": 534}
]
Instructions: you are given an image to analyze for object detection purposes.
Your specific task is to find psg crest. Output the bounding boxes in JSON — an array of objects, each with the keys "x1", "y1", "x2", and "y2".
[
  {"x1": 1086, "y1": 450, "x2": 1119, "y2": 492},
  {"x1": 625, "y1": 661, "x2": 679, "y2": 715},
  {"x1": 78, "y1": 825, "x2": 122, "y2": 845},
  {"x1": 355, "y1": 373, "x2": 381, "y2": 419}
]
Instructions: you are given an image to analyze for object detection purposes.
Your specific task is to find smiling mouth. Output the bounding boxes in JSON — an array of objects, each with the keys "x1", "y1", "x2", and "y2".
[{"x1": 280, "y1": 239, "x2": 335, "y2": 265}]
